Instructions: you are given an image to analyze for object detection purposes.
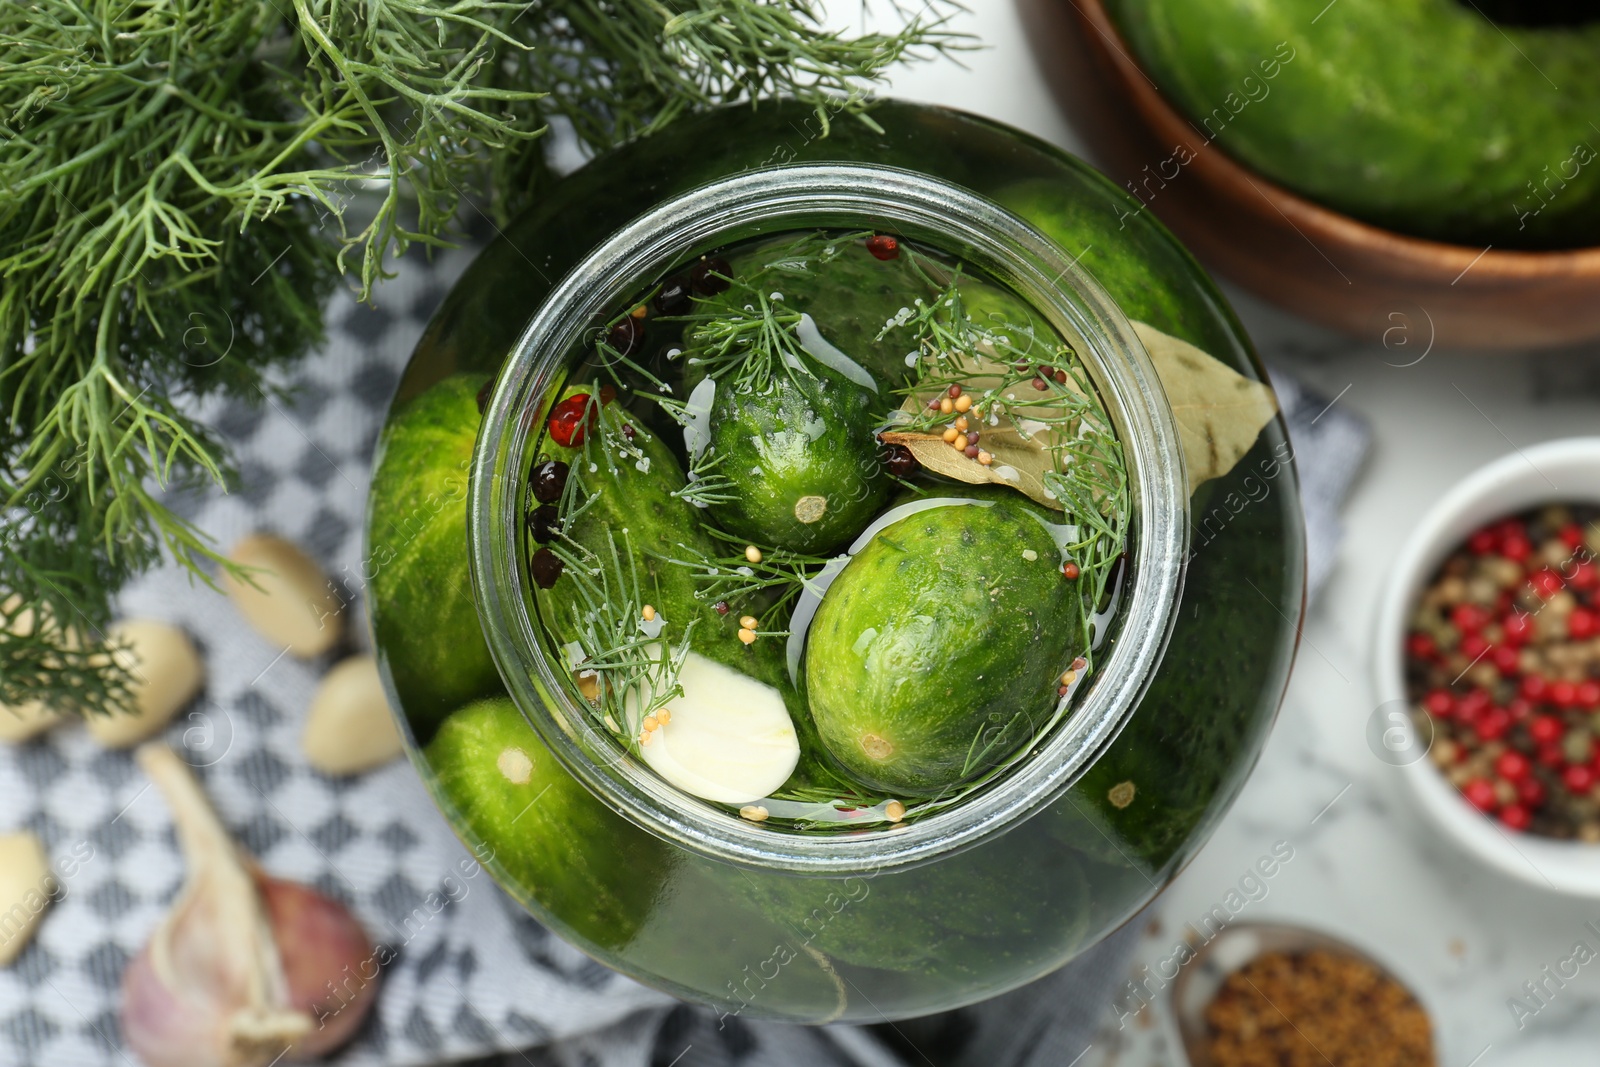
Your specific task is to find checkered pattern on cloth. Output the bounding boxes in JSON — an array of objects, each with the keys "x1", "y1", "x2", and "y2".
[{"x1": 0, "y1": 237, "x2": 1367, "y2": 1067}]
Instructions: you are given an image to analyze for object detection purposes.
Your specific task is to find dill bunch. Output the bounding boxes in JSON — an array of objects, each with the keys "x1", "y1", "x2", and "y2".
[{"x1": 0, "y1": 0, "x2": 965, "y2": 716}]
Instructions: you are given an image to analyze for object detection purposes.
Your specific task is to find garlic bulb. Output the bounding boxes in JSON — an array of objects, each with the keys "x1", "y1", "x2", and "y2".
[{"x1": 123, "y1": 745, "x2": 378, "y2": 1067}]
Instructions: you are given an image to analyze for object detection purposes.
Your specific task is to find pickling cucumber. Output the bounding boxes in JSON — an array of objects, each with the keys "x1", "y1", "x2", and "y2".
[
  {"x1": 702, "y1": 365, "x2": 889, "y2": 554},
  {"x1": 426, "y1": 697, "x2": 672, "y2": 949},
  {"x1": 367, "y1": 374, "x2": 504, "y2": 741},
  {"x1": 804, "y1": 495, "x2": 1087, "y2": 794}
]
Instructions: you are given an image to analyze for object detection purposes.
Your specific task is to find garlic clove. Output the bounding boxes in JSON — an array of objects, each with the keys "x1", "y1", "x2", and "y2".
[
  {"x1": 301, "y1": 655, "x2": 402, "y2": 776},
  {"x1": 0, "y1": 700, "x2": 61, "y2": 743},
  {"x1": 256, "y1": 874, "x2": 379, "y2": 1057},
  {"x1": 632, "y1": 652, "x2": 800, "y2": 804},
  {"x1": 0, "y1": 832, "x2": 52, "y2": 966},
  {"x1": 85, "y1": 620, "x2": 204, "y2": 749},
  {"x1": 222, "y1": 534, "x2": 344, "y2": 657},
  {"x1": 2, "y1": 599, "x2": 65, "y2": 743},
  {"x1": 124, "y1": 745, "x2": 377, "y2": 1066}
]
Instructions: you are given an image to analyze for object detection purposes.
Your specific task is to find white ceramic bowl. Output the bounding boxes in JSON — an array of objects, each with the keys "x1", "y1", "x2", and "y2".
[{"x1": 1374, "y1": 437, "x2": 1600, "y2": 897}]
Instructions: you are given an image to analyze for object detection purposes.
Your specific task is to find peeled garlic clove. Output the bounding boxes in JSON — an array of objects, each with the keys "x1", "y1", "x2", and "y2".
[
  {"x1": 222, "y1": 534, "x2": 344, "y2": 657},
  {"x1": 123, "y1": 745, "x2": 378, "y2": 1067},
  {"x1": 632, "y1": 652, "x2": 799, "y2": 804},
  {"x1": 301, "y1": 655, "x2": 402, "y2": 776},
  {"x1": 2, "y1": 599, "x2": 64, "y2": 742},
  {"x1": 84, "y1": 620, "x2": 204, "y2": 749},
  {"x1": 0, "y1": 701, "x2": 60, "y2": 743},
  {"x1": 0, "y1": 833, "x2": 51, "y2": 966}
]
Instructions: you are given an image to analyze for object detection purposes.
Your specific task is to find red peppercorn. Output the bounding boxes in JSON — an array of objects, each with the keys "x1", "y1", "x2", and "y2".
[
  {"x1": 1560, "y1": 523, "x2": 1586, "y2": 550},
  {"x1": 714, "y1": 601, "x2": 730, "y2": 616},
  {"x1": 1530, "y1": 569, "x2": 1563, "y2": 599},
  {"x1": 1032, "y1": 377, "x2": 1049, "y2": 391},
  {"x1": 1054, "y1": 369, "x2": 1068, "y2": 384},
  {"x1": 964, "y1": 445, "x2": 979, "y2": 458},
  {"x1": 1563, "y1": 764, "x2": 1596, "y2": 794},
  {"x1": 1451, "y1": 603, "x2": 1487, "y2": 633},
  {"x1": 1475, "y1": 707, "x2": 1511, "y2": 742},
  {"x1": 1495, "y1": 750, "x2": 1532, "y2": 781},
  {"x1": 1460, "y1": 633, "x2": 1489, "y2": 661},
  {"x1": 1573, "y1": 561, "x2": 1598, "y2": 590},
  {"x1": 1522, "y1": 674, "x2": 1549, "y2": 701},
  {"x1": 948, "y1": 384, "x2": 962, "y2": 398},
  {"x1": 1502, "y1": 612, "x2": 1534, "y2": 645},
  {"x1": 1580, "y1": 680, "x2": 1600, "y2": 709},
  {"x1": 1500, "y1": 804, "x2": 1532, "y2": 831},
  {"x1": 547, "y1": 393, "x2": 598, "y2": 447},
  {"x1": 1530, "y1": 714, "x2": 1565, "y2": 745},
  {"x1": 1501, "y1": 535, "x2": 1532, "y2": 562},
  {"x1": 1517, "y1": 777, "x2": 1548, "y2": 807},
  {"x1": 866, "y1": 234, "x2": 900, "y2": 261},
  {"x1": 1406, "y1": 633, "x2": 1438, "y2": 659},
  {"x1": 1491, "y1": 644, "x2": 1521, "y2": 675},
  {"x1": 1460, "y1": 688, "x2": 1493, "y2": 718},
  {"x1": 1467, "y1": 528, "x2": 1498, "y2": 554},
  {"x1": 599, "y1": 383, "x2": 617, "y2": 406},
  {"x1": 1423, "y1": 689, "x2": 1455, "y2": 717},
  {"x1": 965, "y1": 430, "x2": 980, "y2": 446},
  {"x1": 1567, "y1": 607, "x2": 1598, "y2": 640},
  {"x1": 1538, "y1": 743, "x2": 1568, "y2": 769},
  {"x1": 1551, "y1": 680, "x2": 1579, "y2": 707},
  {"x1": 1061, "y1": 561, "x2": 1080, "y2": 580},
  {"x1": 1462, "y1": 778, "x2": 1498, "y2": 812},
  {"x1": 1508, "y1": 698, "x2": 1534, "y2": 721}
]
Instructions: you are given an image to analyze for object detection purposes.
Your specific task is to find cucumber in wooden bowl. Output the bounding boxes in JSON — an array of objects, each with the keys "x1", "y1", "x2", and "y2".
[{"x1": 1104, "y1": 0, "x2": 1600, "y2": 247}]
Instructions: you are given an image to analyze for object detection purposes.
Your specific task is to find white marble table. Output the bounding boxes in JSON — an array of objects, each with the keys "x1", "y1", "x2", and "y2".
[{"x1": 822, "y1": 2, "x2": 1600, "y2": 1063}]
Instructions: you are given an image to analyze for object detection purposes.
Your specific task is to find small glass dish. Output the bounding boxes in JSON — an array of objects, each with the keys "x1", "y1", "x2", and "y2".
[{"x1": 1168, "y1": 921, "x2": 1433, "y2": 1067}]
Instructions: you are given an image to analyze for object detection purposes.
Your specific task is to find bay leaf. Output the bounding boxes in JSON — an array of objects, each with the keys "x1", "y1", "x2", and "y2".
[
  {"x1": 883, "y1": 353, "x2": 1088, "y2": 511},
  {"x1": 880, "y1": 322, "x2": 1276, "y2": 508},
  {"x1": 1130, "y1": 321, "x2": 1278, "y2": 495}
]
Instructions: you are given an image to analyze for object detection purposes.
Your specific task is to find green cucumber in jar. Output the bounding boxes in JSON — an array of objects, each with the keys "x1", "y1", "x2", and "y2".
[
  {"x1": 531, "y1": 385, "x2": 780, "y2": 686},
  {"x1": 425, "y1": 696, "x2": 673, "y2": 949},
  {"x1": 804, "y1": 494, "x2": 1087, "y2": 795},
  {"x1": 699, "y1": 363, "x2": 890, "y2": 554},
  {"x1": 367, "y1": 373, "x2": 504, "y2": 742}
]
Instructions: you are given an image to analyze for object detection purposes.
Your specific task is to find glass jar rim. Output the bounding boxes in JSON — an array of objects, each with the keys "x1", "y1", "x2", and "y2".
[{"x1": 470, "y1": 163, "x2": 1190, "y2": 874}]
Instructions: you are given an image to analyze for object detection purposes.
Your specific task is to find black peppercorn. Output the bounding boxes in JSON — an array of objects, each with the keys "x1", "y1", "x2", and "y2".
[
  {"x1": 530, "y1": 460, "x2": 569, "y2": 504},
  {"x1": 528, "y1": 505, "x2": 561, "y2": 544},
  {"x1": 530, "y1": 547, "x2": 564, "y2": 589},
  {"x1": 690, "y1": 257, "x2": 732, "y2": 296},
  {"x1": 884, "y1": 444, "x2": 919, "y2": 479},
  {"x1": 655, "y1": 274, "x2": 692, "y2": 315},
  {"x1": 606, "y1": 315, "x2": 644, "y2": 357}
]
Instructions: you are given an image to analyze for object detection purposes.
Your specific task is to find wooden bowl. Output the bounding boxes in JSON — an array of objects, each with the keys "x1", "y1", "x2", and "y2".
[{"x1": 1016, "y1": 0, "x2": 1600, "y2": 349}]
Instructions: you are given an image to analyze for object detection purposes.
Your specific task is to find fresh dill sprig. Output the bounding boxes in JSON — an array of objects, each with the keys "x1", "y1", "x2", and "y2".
[
  {"x1": 544, "y1": 530, "x2": 695, "y2": 748},
  {"x1": 1, "y1": 0, "x2": 967, "y2": 717},
  {"x1": 654, "y1": 527, "x2": 834, "y2": 630},
  {"x1": 674, "y1": 230, "x2": 874, "y2": 394}
]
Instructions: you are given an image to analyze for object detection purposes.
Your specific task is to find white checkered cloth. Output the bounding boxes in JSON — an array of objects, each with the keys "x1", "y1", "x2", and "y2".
[{"x1": 0, "y1": 236, "x2": 1366, "y2": 1067}]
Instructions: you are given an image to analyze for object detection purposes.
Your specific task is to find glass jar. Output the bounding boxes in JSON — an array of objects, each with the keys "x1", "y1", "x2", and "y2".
[{"x1": 367, "y1": 100, "x2": 1304, "y2": 1022}]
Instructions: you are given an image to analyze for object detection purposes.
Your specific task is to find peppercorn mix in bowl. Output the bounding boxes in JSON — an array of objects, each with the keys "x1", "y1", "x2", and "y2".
[{"x1": 1375, "y1": 439, "x2": 1600, "y2": 896}]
